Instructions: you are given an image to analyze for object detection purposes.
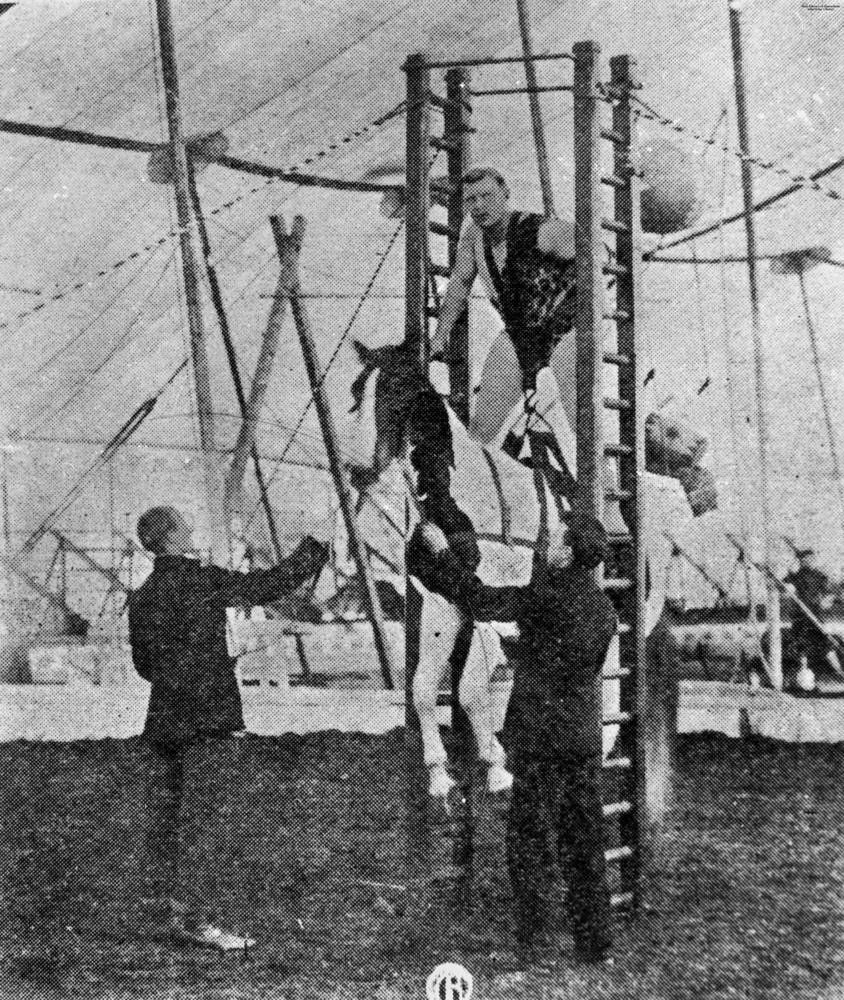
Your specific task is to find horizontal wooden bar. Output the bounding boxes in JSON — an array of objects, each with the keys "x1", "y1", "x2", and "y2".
[
  {"x1": 429, "y1": 221, "x2": 461, "y2": 239},
  {"x1": 418, "y1": 53, "x2": 574, "y2": 69},
  {"x1": 610, "y1": 891, "x2": 635, "y2": 908},
  {"x1": 604, "y1": 309, "x2": 631, "y2": 322},
  {"x1": 601, "y1": 173, "x2": 626, "y2": 189},
  {"x1": 603, "y1": 800, "x2": 633, "y2": 817},
  {"x1": 602, "y1": 351, "x2": 633, "y2": 366},
  {"x1": 605, "y1": 845, "x2": 634, "y2": 863},
  {"x1": 429, "y1": 135, "x2": 461, "y2": 153},
  {"x1": 603, "y1": 395, "x2": 633, "y2": 411},
  {"x1": 604, "y1": 442, "x2": 633, "y2": 458},
  {"x1": 602, "y1": 755, "x2": 631, "y2": 770},
  {"x1": 0, "y1": 117, "x2": 159, "y2": 153},
  {"x1": 601, "y1": 217, "x2": 629, "y2": 234},
  {"x1": 605, "y1": 488, "x2": 633, "y2": 502},
  {"x1": 603, "y1": 262, "x2": 630, "y2": 277},
  {"x1": 429, "y1": 262, "x2": 452, "y2": 277},
  {"x1": 607, "y1": 530, "x2": 633, "y2": 544},
  {"x1": 603, "y1": 711, "x2": 633, "y2": 725},
  {"x1": 601, "y1": 127, "x2": 625, "y2": 145},
  {"x1": 604, "y1": 577, "x2": 634, "y2": 591},
  {"x1": 473, "y1": 85, "x2": 573, "y2": 96}
]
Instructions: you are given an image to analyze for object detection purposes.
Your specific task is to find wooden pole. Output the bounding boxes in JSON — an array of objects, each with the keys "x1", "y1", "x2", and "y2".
[
  {"x1": 516, "y1": 0, "x2": 556, "y2": 216},
  {"x1": 728, "y1": 0, "x2": 781, "y2": 689},
  {"x1": 572, "y1": 41, "x2": 605, "y2": 527},
  {"x1": 404, "y1": 54, "x2": 432, "y2": 369},
  {"x1": 271, "y1": 216, "x2": 395, "y2": 691},
  {"x1": 444, "y1": 67, "x2": 472, "y2": 424},
  {"x1": 153, "y1": 0, "x2": 222, "y2": 536},
  {"x1": 187, "y1": 164, "x2": 283, "y2": 562}
]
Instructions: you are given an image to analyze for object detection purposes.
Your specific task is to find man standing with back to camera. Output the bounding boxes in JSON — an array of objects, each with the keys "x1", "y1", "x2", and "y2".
[
  {"x1": 128, "y1": 506, "x2": 328, "y2": 949},
  {"x1": 416, "y1": 514, "x2": 617, "y2": 966}
]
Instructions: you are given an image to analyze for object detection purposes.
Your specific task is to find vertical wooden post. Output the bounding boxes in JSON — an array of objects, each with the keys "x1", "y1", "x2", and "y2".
[
  {"x1": 610, "y1": 54, "x2": 648, "y2": 905},
  {"x1": 273, "y1": 216, "x2": 395, "y2": 692},
  {"x1": 444, "y1": 68, "x2": 472, "y2": 425},
  {"x1": 728, "y1": 0, "x2": 781, "y2": 689},
  {"x1": 403, "y1": 53, "x2": 432, "y2": 871},
  {"x1": 188, "y1": 166, "x2": 283, "y2": 563},
  {"x1": 515, "y1": 0, "x2": 555, "y2": 216},
  {"x1": 404, "y1": 54, "x2": 432, "y2": 370},
  {"x1": 572, "y1": 41, "x2": 605, "y2": 526},
  {"x1": 153, "y1": 0, "x2": 222, "y2": 538}
]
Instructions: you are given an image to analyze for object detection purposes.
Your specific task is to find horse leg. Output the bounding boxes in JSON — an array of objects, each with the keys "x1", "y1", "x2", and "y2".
[
  {"x1": 459, "y1": 623, "x2": 513, "y2": 794},
  {"x1": 414, "y1": 589, "x2": 463, "y2": 798}
]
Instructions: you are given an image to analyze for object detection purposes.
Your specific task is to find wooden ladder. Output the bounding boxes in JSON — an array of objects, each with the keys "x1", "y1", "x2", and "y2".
[
  {"x1": 403, "y1": 54, "x2": 476, "y2": 880},
  {"x1": 573, "y1": 42, "x2": 647, "y2": 912}
]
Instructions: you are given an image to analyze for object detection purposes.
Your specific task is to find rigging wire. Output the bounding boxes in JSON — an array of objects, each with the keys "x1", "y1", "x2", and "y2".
[
  {"x1": 241, "y1": 218, "x2": 406, "y2": 535},
  {"x1": 796, "y1": 268, "x2": 844, "y2": 528}
]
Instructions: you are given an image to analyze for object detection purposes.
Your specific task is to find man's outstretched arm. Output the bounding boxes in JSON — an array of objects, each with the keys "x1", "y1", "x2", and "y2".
[
  {"x1": 211, "y1": 537, "x2": 329, "y2": 607},
  {"x1": 430, "y1": 226, "x2": 478, "y2": 358}
]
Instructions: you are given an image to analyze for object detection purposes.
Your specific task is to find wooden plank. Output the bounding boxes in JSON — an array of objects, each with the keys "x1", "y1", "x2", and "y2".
[{"x1": 403, "y1": 53, "x2": 431, "y2": 368}]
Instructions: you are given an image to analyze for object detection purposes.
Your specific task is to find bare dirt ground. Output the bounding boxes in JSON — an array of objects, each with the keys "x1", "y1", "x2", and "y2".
[{"x1": 0, "y1": 729, "x2": 842, "y2": 1000}]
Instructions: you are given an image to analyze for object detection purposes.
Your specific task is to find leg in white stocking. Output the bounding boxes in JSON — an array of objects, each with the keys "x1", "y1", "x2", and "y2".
[
  {"x1": 415, "y1": 589, "x2": 464, "y2": 798},
  {"x1": 459, "y1": 624, "x2": 513, "y2": 794}
]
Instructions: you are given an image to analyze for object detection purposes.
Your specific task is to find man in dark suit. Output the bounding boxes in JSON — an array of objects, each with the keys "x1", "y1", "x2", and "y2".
[
  {"x1": 128, "y1": 506, "x2": 328, "y2": 949},
  {"x1": 417, "y1": 515, "x2": 617, "y2": 965}
]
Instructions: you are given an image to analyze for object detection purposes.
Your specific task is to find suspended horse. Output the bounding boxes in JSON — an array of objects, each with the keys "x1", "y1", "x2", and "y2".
[{"x1": 348, "y1": 340, "x2": 716, "y2": 800}]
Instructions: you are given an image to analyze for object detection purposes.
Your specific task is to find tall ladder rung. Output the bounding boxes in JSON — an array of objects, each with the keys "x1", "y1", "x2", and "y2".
[
  {"x1": 429, "y1": 221, "x2": 461, "y2": 239},
  {"x1": 605, "y1": 845, "x2": 634, "y2": 863},
  {"x1": 603, "y1": 396, "x2": 632, "y2": 411},
  {"x1": 604, "y1": 577, "x2": 633, "y2": 591},
  {"x1": 600, "y1": 127, "x2": 625, "y2": 145},
  {"x1": 610, "y1": 892, "x2": 635, "y2": 909},
  {"x1": 605, "y1": 488, "x2": 632, "y2": 503},
  {"x1": 601, "y1": 173, "x2": 626, "y2": 189},
  {"x1": 603, "y1": 711, "x2": 633, "y2": 725},
  {"x1": 604, "y1": 442, "x2": 633, "y2": 458},
  {"x1": 428, "y1": 92, "x2": 473, "y2": 114},
  {"x1": 429, "y1": 263, "x2": 452, "y2": 278},
  {"x1": 604, "y1": 309, "x2": 631, "y2": 322},
  {"x1": 430, "y1": 135, "x2": 461, "y2": 153},
  {"x1": 603, "y1": 262, "x2": 630, "y2": 277},
  {"x1": 602, "y1": 350, "x2": 633, "y2": 366},
  {"x1": 603, "y1": 755, "x2": 631, "y2": 770},
  {"x1": 603, "y1": 800, "x2": 633, "y2": 817},
  {"x1": 602, "y1": 218, "x2": 629, "y2": 234}
]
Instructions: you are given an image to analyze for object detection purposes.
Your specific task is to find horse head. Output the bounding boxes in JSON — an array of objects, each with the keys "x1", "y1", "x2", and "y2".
[{"x1": 348, "y1": 340, "x2": 455, "y2": 502}]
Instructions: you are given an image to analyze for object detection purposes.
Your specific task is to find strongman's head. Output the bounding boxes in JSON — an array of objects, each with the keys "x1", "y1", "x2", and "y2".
[{"x1": 463, "y1": 167, "x2": 510, "y2": 231}]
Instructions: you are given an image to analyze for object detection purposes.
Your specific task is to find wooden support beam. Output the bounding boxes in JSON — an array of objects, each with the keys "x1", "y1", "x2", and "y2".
[
  {"x1": 572, "y1": 40, "x2": 605, "y2": 527},
  {"x1": 188, "y1": 164, "x2": 283, "y2": 562},
  {"x1": 153, "y1": 0, "x2": 223, "y2": 543},
  {"x1": 516, "y1": 0, "x2": 555, "y2": 215},
  {"x1": 271, "y1": 216, "x2": 395, "y2": 691},
  {"x1": 403, "y1": 53, "x2": 432, "y2": 368}
]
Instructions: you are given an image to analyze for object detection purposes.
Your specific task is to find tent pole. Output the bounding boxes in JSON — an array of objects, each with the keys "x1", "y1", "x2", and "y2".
[
  {"x1": 728, "y1": 0, "x2": 781, "y2": 689},
  {"x1": 186, "y1": 165, "x2": 283, "y2": 562},
  {"x1": 153, "y1": 0, "x2": 223, "y2": 541},
  {"x1": 271, "y1": 216, "x2": 395, "y2": 691},
  {"x1": 516, "y1": 0, "x2": 555, "y2": 215}
]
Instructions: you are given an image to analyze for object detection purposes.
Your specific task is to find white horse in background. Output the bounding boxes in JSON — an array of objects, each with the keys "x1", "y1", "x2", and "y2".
[{"x1": 348, "y1": 341, "x2": 711, "y2": 801}]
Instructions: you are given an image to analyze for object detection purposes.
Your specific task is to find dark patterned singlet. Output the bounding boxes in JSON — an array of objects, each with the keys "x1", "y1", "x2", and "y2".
[{"x1": 482, "y1": 211, "x2": 577, "y2": 390}]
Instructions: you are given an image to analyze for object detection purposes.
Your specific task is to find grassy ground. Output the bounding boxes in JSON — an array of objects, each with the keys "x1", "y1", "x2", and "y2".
[{"x1": 0, "y1": 730, "x2": 842, "y2": 1000}]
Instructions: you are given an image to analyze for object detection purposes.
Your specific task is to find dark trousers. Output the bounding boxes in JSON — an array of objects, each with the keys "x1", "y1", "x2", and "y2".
[
  {"x1": 506, "y1": 753, "x2": 611, "y2": 956},
  {"x1": 142, "y1": 739, "x2": 190, "y2": 902}
]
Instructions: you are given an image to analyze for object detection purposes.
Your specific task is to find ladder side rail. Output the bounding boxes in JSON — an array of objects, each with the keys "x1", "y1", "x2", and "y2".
[
  {"x1": 610, "y1": 53, "x2": 647, "y2": 905},
  {"x1": 403, "y1": 53, "x2": 433, "y2": 871}
]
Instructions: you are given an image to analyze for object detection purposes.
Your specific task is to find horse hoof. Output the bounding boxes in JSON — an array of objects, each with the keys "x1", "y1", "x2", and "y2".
[
  {"x1": 428, "y1": 765, "x2": 456, "y2": 800},
  {"x1": 487, "y1": 765, "x2": 513, "y2": 795}
]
